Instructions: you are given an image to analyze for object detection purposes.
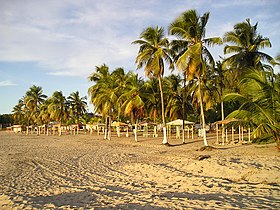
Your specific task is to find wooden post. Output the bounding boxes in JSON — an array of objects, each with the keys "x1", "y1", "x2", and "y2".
[
  {"x1": 238, "y1": 125, "x2": 241, "y2": 143},
  {"x1": 216, "y1": 124, "x2": 219, "y2": 144},
  {"x1": 248, "y1": 127, "x2": 251, "y2": 142},
  {"x1": 192, "y1": 125, "x2": 194, "y2": 139},
  {"x1": 126, "y1": 126, "x2": 129, "y2": 137},
  {"x1": 226, "y1": 129, "x2": 228, "y2": 143},
  {"x1": 232, "y1": 126, "x2": 234, "y2": 143},
  {"x1": 241, "y1": 126, "x2": 244, "y2": 142}
]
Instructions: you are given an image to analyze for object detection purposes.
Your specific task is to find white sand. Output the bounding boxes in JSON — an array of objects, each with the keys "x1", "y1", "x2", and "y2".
[{"x1": 0, "y1": 131, "x2": 279, "y2": 209}]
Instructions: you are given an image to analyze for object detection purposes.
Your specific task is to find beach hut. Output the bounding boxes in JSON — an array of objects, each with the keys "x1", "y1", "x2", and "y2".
[
  {"x1": 215, "y1": 118, "x2": 251, "y2": 145},
  {"x1": 11, "y1": 125, "x2": 22, "y2": 133},
  {"x1": 167, "y1": 119, "x2": 195, "y2": 139},
  {"x1": 138, "y1": 121, "x2": 158, "y2": 137},
  {"x1": 111, "y1": 121, "x2": 129, "y2": 137}
]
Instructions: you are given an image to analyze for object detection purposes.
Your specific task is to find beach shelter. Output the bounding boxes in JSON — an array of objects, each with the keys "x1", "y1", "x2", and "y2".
[
  {"x1": 167, "y1": 119, "x2": 194, "y2": 139},
  {"x1": 111, "y1": 121, "x2": 129, "y2": 137},
  {"x1": 215, "y1": 118, "x2": 251, "y2": 144},
  {"x1": 138, "y1": 121, "x2": 158, "y2": 137}
]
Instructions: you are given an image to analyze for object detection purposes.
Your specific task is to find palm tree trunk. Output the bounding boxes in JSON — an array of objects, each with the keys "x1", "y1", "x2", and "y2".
[
  {"x1": 182, "y1": 71, "x2": 186, "y2": 144},
  {"x1": 198, "y1": 78, "x2": 208, "y2": 146},
  {"x1": 158, "y1": 76, "x2": 168, "y2": 144}
]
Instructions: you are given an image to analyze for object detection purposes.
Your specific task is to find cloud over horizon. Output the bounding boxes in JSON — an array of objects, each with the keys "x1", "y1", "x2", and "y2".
[{"x1": 1, "y1": 0, "x2": 279, "y2": 78}]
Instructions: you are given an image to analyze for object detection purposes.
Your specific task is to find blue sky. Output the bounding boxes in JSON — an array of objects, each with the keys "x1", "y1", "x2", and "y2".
[{"x1": 0, "y1": 0, "x2": 279, "y2": 114}]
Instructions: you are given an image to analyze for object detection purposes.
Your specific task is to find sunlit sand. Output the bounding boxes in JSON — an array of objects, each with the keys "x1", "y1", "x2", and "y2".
[{"x1": 0, "y1": 131, "x2": 279, "y2": 209}]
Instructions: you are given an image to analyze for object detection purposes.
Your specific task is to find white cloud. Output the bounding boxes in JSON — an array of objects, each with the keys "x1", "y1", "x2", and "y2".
[
  {"x1": 0, "y1": 0, "x2": 279, "y2": 78},
  {"x1": 0, "y1": 80, "x2": 16, "y2": 87},
  {"x1": 0, "y1": 0, "x2": 156, "y2": 77}
]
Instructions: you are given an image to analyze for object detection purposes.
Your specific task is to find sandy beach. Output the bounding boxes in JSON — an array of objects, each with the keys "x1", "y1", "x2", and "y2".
[{"x1": 0, "y1": 131, "x2": 279, "y2": 209}]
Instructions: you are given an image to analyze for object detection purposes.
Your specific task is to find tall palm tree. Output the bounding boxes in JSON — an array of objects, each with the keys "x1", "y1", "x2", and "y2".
[
  {"x1": 24, "y1": 85, "x2": 47, "y2": 124},
  {"x1": 132, "y1": 26, "x2": 173, "y2": 145},
  {"x1": 48, "y1": 91, "x2": 69, "y2": 124},
  {"x1": 67, "y1": 91, "x2": 87, "y2": 124},
  {"x1": 169, "y1": 9, "x2": 222, "y2": 146},
  {"x1": 223, "y1": 18, "x2": 273, "y2": 77}
]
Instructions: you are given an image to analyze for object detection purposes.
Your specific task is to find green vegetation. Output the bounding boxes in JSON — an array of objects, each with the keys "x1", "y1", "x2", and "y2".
[
  {"x1": 11, "y1": 9, "x2": 280, "y2": 147},
  {"x1": 12, "y1": 87, "x2": 87, "y2": 126}
]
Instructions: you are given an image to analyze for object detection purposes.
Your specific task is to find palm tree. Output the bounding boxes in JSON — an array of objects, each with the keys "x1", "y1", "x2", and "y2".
[
  {"x1": 24, "y1": 85, "x2": 47, "y2": 124},
  {"x1": 223, "y1": 18, "x2": 273, "y2": 77},
  {"x1": 88, "y1": 64, "x2": 117, "y2": 117},
  {"x1": 164, "y1": 74, "x2": 183, "y2": 120},
  {"x1": 142, "y1": 78, "x2": 161, "y2": 123},
  {"x1": 12, "y1": 99, "x2": 25, "y2": 124},
  {"x1": 111, "y1": 67, "x2": 128, "y2": 120},
  {"x1": 119, "y1": 72, "x2": 144, "y2": 123},
  {"x1": 169, "y1": 9, "x2": 222, "y2": 146},
  {"x1": 132, "y1": 26, "x2": 173, "y2": 145},
  {"x1": 67, "y1": 91, "x2": 87, "y2": 124},
  {"x1": 88, "y1": 64, "x2": 119, "y2": 140},
  {"x1": 224, "y1": 69, "x2": 280, "y2": 146},
  {"x1": 119, "y1": 72, "x2": 145, "y2": 141},
  {"x1": 38, "y1": 99, "x2": 52, "y2": 125},
  {"x1": 48, "y1": 91, "x2": 69, "y2": 124}
]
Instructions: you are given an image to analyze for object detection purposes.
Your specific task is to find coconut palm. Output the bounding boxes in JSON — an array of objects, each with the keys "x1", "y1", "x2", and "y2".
[
  {"x1": 132, "y1": 26, "x2": 173, "y2": 145},
  {"x1": 224, "y1": 69, "x2": 280, "y2": 146},
  {"x1": 88, "y1": 64, "x2": 119, "y2": 140},
  {"x1": 169, "y1": 9, "x2": 222, "y2": 146},
  {"x1": 111, "y1": 67, "x2": 128, "y2": 120},
  {"x1": 223, "y1": 18, "x2": 273, "y2": 77},
  {"x1": 24, "y1": 85, "x2": 47, "y2": 124},
  {"x1": 67, "y1": 91, "x2": 87, "y2": 124},
  {"x1": 142, "y1": 78, "x2": 161, "y2": 123},
  {"x1": 48, "y1": 91, "x2": 69, "y2": 124},
  {"x1": 12, "y1": 99, "x2": 25, "y2": 124},
  {"x1": 88, "y1": 64, "x2": 117, "y2": 117},
  {"x1": 119, "y1": 72, "x2": 144, "y2": 124},
  {"x1": 38, "y1": 99, "x2": 52, "y2": 125},
  {"x1": 164, "y1": 74, "x2": 185, "y2": 120}
]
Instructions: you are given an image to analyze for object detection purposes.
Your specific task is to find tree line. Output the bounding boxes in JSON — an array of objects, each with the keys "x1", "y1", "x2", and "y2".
[
  {"x1": 12, "y1": 87, "x2": 88, "y2": 126},
  {"x1": 10, "y1": 9, "x2": 280, "y2": 146}
]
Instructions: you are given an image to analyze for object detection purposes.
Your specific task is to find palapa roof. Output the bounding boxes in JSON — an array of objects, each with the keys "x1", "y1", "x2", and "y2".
[
  {"x1": 215, "y1": 118, "x2": 240, "y2": 125},
  {"x1": 138, "y1": 121, "x2": 157, "y2": 126},
  {"x1": 167, "y1": 119, "x2": 195, "y2": 126},
  {"x1": 111, "y1": 122, "x2": 128, "y2": 127}
]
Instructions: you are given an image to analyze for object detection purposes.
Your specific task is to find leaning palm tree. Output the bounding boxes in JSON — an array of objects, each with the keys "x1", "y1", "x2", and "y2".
[
  {"x1": 132, "y1": 26, "x2": 173, "y2": 145},
  {"x1": 224, "y1": 68, "x2": 280, "y2": 147},
  {"x1": 67, "y1": 91, "x2": 87, "y2": 124},
  {"x1": 169, "y1": 9, "x2": 222, "y2": 146}
]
